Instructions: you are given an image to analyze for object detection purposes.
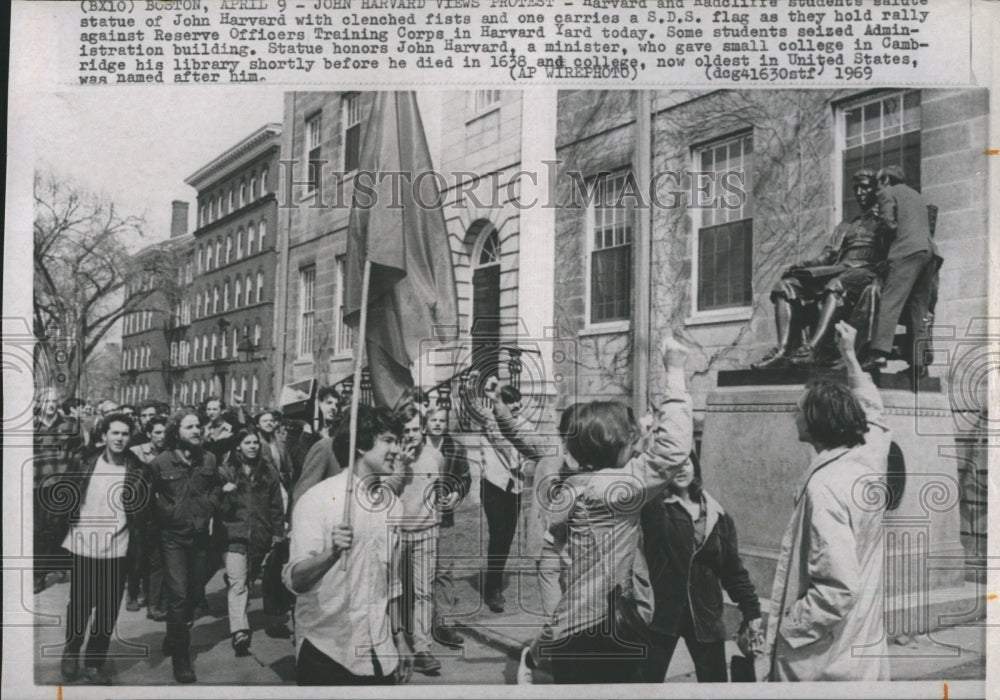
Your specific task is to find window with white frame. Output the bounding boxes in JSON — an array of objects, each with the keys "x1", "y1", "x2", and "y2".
[
  {"x1": 336, "y1": 255, "x2": 353, "y2": 354},
  {"x1": 240, "y1": 181, "x2": 247, "y2": 208},
  {"x1": 205, "y1": 244, "x2": 213, "y2": 271},
  {"x1": 193, "y1": 336, "x2": 200, "y2": 362},
  {"x1": 298, "y1": 265, "x2": 316, "y2": 358},
  {"x1": 694, "y1": 133, "x2": 754, "y2": 313},
  {"x1": 253, "y1": 321, "x2": 262, "y2": 346},
  {"x1": 250, "y1": 175, "x2": 257, "y2": 201},
  {"x1": 343, "y1": 93, "x2": 362, "y2": 172},
  {"x1": 223, "y1": 281, "x2": 230, "y2": 311},
  {"x1": 304, "y1": 112, "x2": 322, "y2": 193},
  {"x1": 256, "y1": 271, "x2": 264, "y2": 302},
  {"x1": 228, "y1": 188, "x2": 234, "y2": 213},
  {"x1": 240, "y1": 376, "x2": 248, "y2": 404},
  {"x1": 220, "y1": 331, "x2": 227, "y2": 358},
  {"x1": 471, "y1": 90, "x2": 502, "y2": 114},
  {"x1": 246, "y1": 274, "x2": 253, "y2": 305},
  {"x1": 258, "y1": 220, "x2": 266, "y2": 250},
  {"x1": 840, "y1": 90, "x2": 921, "y2": 220},
  {"x1": 237, "y1": 229, "x2": 243, "y2": 259},
  {"x1": 197, "y1": 246, "x2": 204, "y2": 273},
  {"x1": 186, "y1": 262, "x2": 192, "y2": 284},
  {"x1": 226, "y1": 236, "x2": 232, "y2": 264},
  {"x1": 213, "y1": 286, "x2": 220, "y2": 314},
  {"x1": 202, "y1": 334, "x2": 209, "y2": 361},
  {"x1": 232, "y1": 328, "x2": 239, "y2": 357},
  {"x1": 261, "y1": 167, "x2": 268, "y2": 196},
  {"x1": 234, "y1": 278, "x2": 242, "y2": 307},
  {"x1": 587, "y1": 171, "x2": 634, "y2": 325},
  {"x1": 215, "y1": 239, "x2": 222, "y2": 267},
  {"x1": 251, "y1": 374, "x2": 259, "y2": 406},
  {"x1": 247, "y1": 224, "x2": 255, "y2": 255},
  {"x1": 211, "y1": 333, "x2": 217, "y2": 360}
]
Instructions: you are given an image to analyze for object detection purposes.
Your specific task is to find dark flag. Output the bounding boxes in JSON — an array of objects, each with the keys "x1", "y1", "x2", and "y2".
[{"x1": 344, "y1": 92, "x2": 458, "y2": 409}]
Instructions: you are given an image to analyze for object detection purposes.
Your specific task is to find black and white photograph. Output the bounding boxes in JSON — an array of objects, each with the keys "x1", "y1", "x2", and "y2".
[{"x1": 4, "y1": 0, "x2": 997, "y2": 697}]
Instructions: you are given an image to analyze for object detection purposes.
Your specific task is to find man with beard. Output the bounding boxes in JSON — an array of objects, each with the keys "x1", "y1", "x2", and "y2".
[
  {"x1": 129, "y1": 415, "x2": 169, "y2": 620},
  {"x1": 147, "y1": 411, "x2": 223, "y2": 683}
]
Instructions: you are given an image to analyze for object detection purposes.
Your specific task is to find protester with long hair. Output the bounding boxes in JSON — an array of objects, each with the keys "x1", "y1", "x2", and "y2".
[
  {"x1": 218, "y1": 428, "x2": 285, "y2": 656},
  {"x1": 640, "y1": 452, "x2": 763, "y2": 682},
  {"x1": 534, "y1": 336, "x2": 693, "y2": 684},
  {"x1": 147, "y1": 410, "x2": 223, "y2": 683}
]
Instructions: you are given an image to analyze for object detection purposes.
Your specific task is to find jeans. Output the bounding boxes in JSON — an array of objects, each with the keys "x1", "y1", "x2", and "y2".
[
  {"x1": 296, "y1": 639, "x2": 395, "y2": 686},
  {"x1": 545, "y1": 624, "x2": 645, "y2": 684},
  {"x1": 161, "y1": 533, "x2": 209, "y2": 649},
  {"x1": 224, "y1": 551, "x2": 262, "y2": 634},
  {"x1": 64, "y1": 554, "x2": 127, "y2": 669},
  {"x1": 480, "y1": 479, "x2": 520, "y2": 598}
]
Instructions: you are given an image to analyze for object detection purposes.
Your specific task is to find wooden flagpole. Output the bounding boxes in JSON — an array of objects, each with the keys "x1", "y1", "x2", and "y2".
[{"x1": 343, "y1": 259, "x2": 372, "y2": 541}]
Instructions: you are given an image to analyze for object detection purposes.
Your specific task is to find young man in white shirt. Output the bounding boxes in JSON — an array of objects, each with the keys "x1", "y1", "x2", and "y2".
[
  {"x1": 58, "y1": 413, "x2": 149, "y2": 685},
  {"x1": 284, "y1": 405, "x2": 413, "y2": 685}
]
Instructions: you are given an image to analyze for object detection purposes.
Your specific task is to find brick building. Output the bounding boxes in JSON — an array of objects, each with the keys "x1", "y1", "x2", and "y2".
[
  {"x1": 553, "y1": 89, "x2": 990, "y2": 416},
  {"x1": 274, "y1": 91, "x2": 558, "y2": 421},
  {"x1": 119, "y1": 201, "x2": 192, "y2": 406},
  {"x1": 181, "y1": 123, "x2": 282, "y2": 410}
]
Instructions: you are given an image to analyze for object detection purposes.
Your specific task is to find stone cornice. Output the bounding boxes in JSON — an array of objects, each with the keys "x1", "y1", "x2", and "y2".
[{"x1": 185, "y1": 123, "x2": 282, "y2": 191}]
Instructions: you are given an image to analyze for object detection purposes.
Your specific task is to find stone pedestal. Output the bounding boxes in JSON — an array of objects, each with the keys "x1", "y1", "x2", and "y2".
[{"x1": 702, "y1": 372, "x2": 972, "y2": 637}]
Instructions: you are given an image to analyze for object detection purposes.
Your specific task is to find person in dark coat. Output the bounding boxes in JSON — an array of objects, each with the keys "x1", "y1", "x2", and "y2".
[
  {"x1": 640, "y1": 455, "x2": 763, "y2": 683},
  {"x1": 218, "y1": 428, "x2": 285, "y2": 656},
  {"x1": 55, "y1": 413, "x2": 150, "y2": 685},
  {"x1": 146, "y1": 410, "x2": 223, "y2": 683},
  {"x1": 867, "y1": 164, "x2": 943, "y2": 374}
]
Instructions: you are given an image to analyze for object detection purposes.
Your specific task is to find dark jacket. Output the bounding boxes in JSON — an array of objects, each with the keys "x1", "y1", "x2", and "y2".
[
  {"x1": 218, "y1": 457, "x2": 285, "y2": 557},
  {"x1": 147, "y1": 448, "x2": 221, "y2": 543},
  {"x1": 52, "y1": 448, "x2": 151, "y2": 555},
  {"x1": 437, "y1": 434, "x2": 473, "y2": 528},
  {"x1": 641, "y1": 490, "x2": 760, "y2": 643},
  {"x1": 877, "y1": 183, "x2": 938, "y2": 262}
]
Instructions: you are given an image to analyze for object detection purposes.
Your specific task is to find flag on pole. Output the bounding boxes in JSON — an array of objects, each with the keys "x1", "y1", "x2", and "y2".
[{"x1": 344, "y1": 92, "x2": 459, "y2": 409}]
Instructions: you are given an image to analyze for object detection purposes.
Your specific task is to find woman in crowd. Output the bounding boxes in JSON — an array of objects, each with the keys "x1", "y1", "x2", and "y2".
[
  {"x1": 533, "y1": 336, "x2": 693, "y2": 684},
  {"x1": 218, "y1": 428, "x2": 286, "y2": 656},
  {"x1": 640, "y1": 452, "x2": 763, "y2": 682}
]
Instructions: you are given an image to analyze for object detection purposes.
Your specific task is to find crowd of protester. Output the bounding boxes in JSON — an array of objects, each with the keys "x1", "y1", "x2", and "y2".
[{"x1": 34, "y1": 320, "x2": 892, "y2": 685}]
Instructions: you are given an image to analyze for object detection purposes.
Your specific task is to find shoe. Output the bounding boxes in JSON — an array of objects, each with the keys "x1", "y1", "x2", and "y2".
[
  {"x1": 60, "y1": 650, "x2": 80, "y2": 682},
  {"x1": 484, "y1": 591, "x2": 504, "y2": 613},
  {"x1": 147, "y1": 607, "x2": 167, "y2": 622},
  {"x1": 750, "y1": 346, "x2": 788, "y2": 370},
  {"x1": 413, "y1": 651, "x2": 442, "y2": 675},
  {"x1": 136, "y1": 593, "x2": 147, "y2": 608},
  {"x1": 81, "y1": 665, "x2": 112, "y2": 685},
  {"x1": 126, "y1": 597, "x2": 141, "y2": 612},
  {"x1": 232, "y1": 630, "x2": 251, "y2": 657},
  {"x1": 433, "y1": 624, "x2": 465, "y2": 648},
  {"x1": 516, "y1": 646, "x2": 534, "y2": 685},
  {"x1": 172, "y1": 651, "x2": 196, "y2": 683},
  {"x1": 787, "y1": 345, "x2": 816, "y2": 367},
  {"x1": 860, "y1": 354, "x2": 888, "y2": 373}
]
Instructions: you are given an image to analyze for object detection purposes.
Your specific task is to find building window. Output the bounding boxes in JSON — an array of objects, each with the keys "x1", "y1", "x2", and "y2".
[
  {"x1": 213, "y1": 286, "x2": 220, "y2": 314},
  {"x1": 694, "y1": 133, "x2": 754, "y2": 313},
  {"x1": 121, "y1": 351, "x2": 127, "y2": 371},
  {"x1": 247, "y1": 224, "x2": 255, "y2": 255},
  {"x1": 253, "y1": 321, "x2": 262, "y2": 346},
  {"x1": 258, "y1": 220, "x2": 266, "y2": 250},
  {"x1": 250, "y1": 175, "x2": 257, "y2": 201},
  {"x1": 185, "y1": 261, "x2": 192, "y2": 284},
  {"x1": 220, "y1": 331, "x2": 228, "y2": 359},
  {"x1": 237, "y1": 229, "x2": 243, "y2": 259},
  {"x1": 298, "y1": 265, "x2": 316, "y2": 358},
  {"x1": 471, "y1": 89, "x2": 502, "y2": 114},
  {"x1": 211, "y1": 333, "x2": 218, "y2": 360},
  {"x1": 226, "y1": 236, "x2": 233, "y2": 264},
  {"x1": 193, "y1": 336, "x2": 200, "y2": 362},
  {"x1": 840, "y1": 90, "x2": 921, "y2": 220},
  {"x1": 251, "y1": 374, "x2": 259, "y2": 406},
  {"x1": 245, "y1": 274, "x2": 253, "y2": 306},
  {"x1": 234, "y1": 278, "x2": 242, "y2": 308},
  {"x1": 587, "y1": 171, "x2": 634, "y2": 325},
  {"x1": 336, "y1": 255, "x2": 353, "y2": 355},
  {"x1": 223, "y1": 281, "x2": 230, "y2": 311},
  {"x1": 240, "y1": 181, "x2": 247, "y2": 208},
  {"x1": 256, "y1": 271, "x2": 264, "y2": 302},
  {"x1": 204, "y1": 245, "x2": 211, "y2": 271},
  {"x1": 261, "y1": 167, "x2": 268, "y2": 196},
  {"x1": 228, "y1": 188, "x2": 234, "y2": 213},
  {"x1": 304, "y1": 112, "x2": 322, "y2": 194},
  {"x1": 343, "y1": 93, "x2": 362, "y2": 172},
  {"x1": 215, "y1": 239, "x2": 222, "y2": 268},
  {"x1": 240, "y1": 375, "x2": 248, "y2": 405}
]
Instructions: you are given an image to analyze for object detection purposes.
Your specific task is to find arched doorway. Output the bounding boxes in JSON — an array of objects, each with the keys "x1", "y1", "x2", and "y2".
[{"x1": 470, "y1": 224, "x2": 501, "y2": 378}]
